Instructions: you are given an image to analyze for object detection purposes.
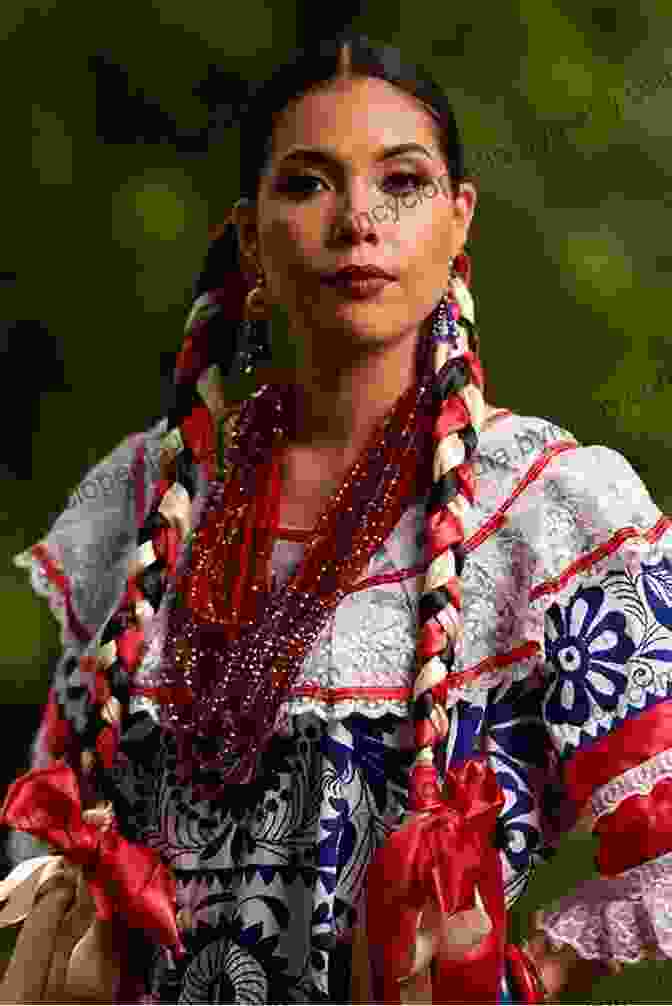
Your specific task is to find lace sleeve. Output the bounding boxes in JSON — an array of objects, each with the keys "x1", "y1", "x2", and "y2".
[
  {"x1": 527, "y1": 443, "x2": 672, "y2": 963},
  {"x1": 5, "y1": 419, "x2": 167, "y2": 868}
]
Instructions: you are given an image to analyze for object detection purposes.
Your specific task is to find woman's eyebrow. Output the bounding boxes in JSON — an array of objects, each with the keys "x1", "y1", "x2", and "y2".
[{"x1": 277, "y1": 143, "x2": 436, "y2": 168}]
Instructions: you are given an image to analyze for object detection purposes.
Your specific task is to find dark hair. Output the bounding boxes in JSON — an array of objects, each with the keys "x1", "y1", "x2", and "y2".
[
  {"x1": 36, "y1": 33, "x2": 486, "y2": 818},
  {"x1": 193, "y1": 32, "x2": 466, "y2": 301}
]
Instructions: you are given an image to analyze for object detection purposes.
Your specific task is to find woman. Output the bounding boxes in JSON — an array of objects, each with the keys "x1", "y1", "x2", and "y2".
[{"x1": 2, "y1": 32, "x2": 671, "y2": 1004}]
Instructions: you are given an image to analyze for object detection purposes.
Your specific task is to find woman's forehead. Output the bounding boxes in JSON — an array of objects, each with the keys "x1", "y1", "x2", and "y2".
[{"x1": 266, "y1": 76, "x2": 442, "y2": 165}]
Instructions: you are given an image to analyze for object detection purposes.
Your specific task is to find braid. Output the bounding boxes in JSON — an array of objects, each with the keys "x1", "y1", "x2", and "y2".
[
  {"x1": 71, "y1": 225, "x2": 248, "y2": 785},
  {"x1": 410, "y1": 268, "x2": 486, "y2": 813},
  {"x1": 64, "y1": 248, "x2": 486, "y2": 806}
]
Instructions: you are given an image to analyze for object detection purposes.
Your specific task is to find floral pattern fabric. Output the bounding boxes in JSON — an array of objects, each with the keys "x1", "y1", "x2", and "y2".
[{"x1": 8, "y1": 408, "x2": 672, "y2": 1000}]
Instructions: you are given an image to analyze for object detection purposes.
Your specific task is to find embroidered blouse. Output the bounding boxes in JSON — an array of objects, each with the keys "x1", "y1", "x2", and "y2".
[{"x1": 8, "y1": 404, "x2": 672, "y2": 1001}]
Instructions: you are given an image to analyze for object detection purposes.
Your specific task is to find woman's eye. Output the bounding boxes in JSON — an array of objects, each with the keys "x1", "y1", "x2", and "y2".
[
  {"x1": 279, "y1": 174, "x2": 327, "y2": 196},
  {"x1": 279, "y1": 171, "x2": 425, "y2": 198},
  {"x1": 380, "y1": 172, "x2": 424, "y2": 193}
]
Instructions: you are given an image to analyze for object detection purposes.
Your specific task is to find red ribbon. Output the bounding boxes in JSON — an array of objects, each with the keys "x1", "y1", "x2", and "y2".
[
  {"x1": 0, "y1": 761, "x2": 184, "y2": 957},
  {"x1": 366, "y1": 757, "x2": 509, "y2": 1003}
]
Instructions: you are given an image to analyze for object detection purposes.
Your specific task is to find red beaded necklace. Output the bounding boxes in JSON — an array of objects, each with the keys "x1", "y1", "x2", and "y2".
[{"x1": 154, "y1": 374, "x2": 437, "y2": 782}]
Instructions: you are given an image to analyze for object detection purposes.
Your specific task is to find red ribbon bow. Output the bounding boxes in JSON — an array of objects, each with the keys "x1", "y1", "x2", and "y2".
[
  {"x1": 366, "y1": 757, "x2": 509, "y2": 1003},
  {"x1": 0, "y1": 761, "x2": 184, "y2": 957}
]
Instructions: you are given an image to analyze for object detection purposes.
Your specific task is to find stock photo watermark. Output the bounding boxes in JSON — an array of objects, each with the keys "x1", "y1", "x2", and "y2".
[
  {"x1": 349, "y1": 171, "x2": 455, "y2": 234},
  {"x1": 355, "y1": 62, "x2": 672, "y2": 197},
  {"x1": 64, "y1": 419, "x2": 574, "y2": 510},
  {"x1": 66, "y1": 445, "x2": 164, "y2": 508},
  {"x1": 470, "y1": 63, "x2": 672, "y2": 173}
]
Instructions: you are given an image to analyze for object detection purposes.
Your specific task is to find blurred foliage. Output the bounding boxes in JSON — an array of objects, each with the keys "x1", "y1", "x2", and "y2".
[{"x1": 3, "y1": 0, "x2": 672, "y2": 998}]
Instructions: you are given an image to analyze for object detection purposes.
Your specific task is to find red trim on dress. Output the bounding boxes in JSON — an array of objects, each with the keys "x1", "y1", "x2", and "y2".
[
  {"x1": 530, "y1": 516, "x2": 672, "y2": 603},
  {"x1": 481, "y1": 409, "x2": 514, "y2": 431},
  {"x1": 564, "y1": 702, "x2": 672, "y2": 809},
  {"x1": 277, "y1": 442, "x2": 581, "y2": 586},
  {"x1": 132, "y1": 439, "x2": 147, "y2": 529},
  {"x1": 462, "y1": 442, "x2": 579, "y2": 556},
  {"x1": 563, "y1": 705, "x2": 672, "y2": 876},
  {"x1": 594, "y1": 779, "x2": 672, "y2": 875},
  {"x1": 30, "y1": 543, "x2": 93, "y2": 645},
  {"x1": 130, "y1": 641, "x2": 542, "y2": 706}
]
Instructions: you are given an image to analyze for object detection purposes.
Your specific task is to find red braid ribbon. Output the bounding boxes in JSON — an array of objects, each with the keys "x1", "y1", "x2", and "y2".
[
  {"x1": 425, "y1": 506, "x2": 465, "y2": 555},
  {"x1": 434, "y1": 395, "x2": 471, "y2": 440},
  {"x1": 455, "y1": 461, "x2": 476, "y2": 505},
  {"x1": 0, "y1": 761, "x2": 184, "y2": 956},
  {"x1": 174, "y1": 268, "x2": 250, "y2": 386},
  {"x1": 462, "y1": 350, "x2": 484, "y2": 391},
  {"x1": 453, "y1": 251, "x2": 471, "y2": 287},
  {"x1": 180, "y1": 401, "x2": 217, "y2": 476}
]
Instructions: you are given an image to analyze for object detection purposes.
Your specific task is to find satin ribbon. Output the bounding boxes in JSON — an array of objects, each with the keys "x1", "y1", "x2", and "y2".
[
  {"x1": 0, "y1": 760, "x2": 184, "y2": 956},
  {"x1": 365, "y1": 757, "x2": 510, "y2": 1003}
]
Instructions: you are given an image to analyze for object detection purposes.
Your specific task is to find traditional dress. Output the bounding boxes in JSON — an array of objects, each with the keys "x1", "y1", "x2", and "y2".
[{"x1": 7, "y1": 399, "x2": 672, "y2": 1003}]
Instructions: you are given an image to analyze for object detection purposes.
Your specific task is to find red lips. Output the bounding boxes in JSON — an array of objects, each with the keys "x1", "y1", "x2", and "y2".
[{"x1": 322, "y1": 264, "x2": 397, "y2": 283}]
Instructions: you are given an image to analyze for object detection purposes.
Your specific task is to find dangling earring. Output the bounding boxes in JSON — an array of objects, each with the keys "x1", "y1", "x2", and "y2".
[
  {"x1": 232, "y1": 263, "x2": 272, "y2": 378},
  {"x1": 245, "y1": 263, "x2": 268, "y2": 321},
  {"x1": 431, "y1": 256, "x2": 459, "y2": 348}
]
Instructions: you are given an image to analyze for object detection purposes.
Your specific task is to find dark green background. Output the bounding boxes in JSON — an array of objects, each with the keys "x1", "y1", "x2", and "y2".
[{"x1": 2, "y1": 0, "x2": 672, "y2": 1000}]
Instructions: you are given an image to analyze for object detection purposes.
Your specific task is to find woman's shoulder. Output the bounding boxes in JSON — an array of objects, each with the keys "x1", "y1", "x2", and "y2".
[
  {"x1": 483, "y1": 411, "x2": 667, "y2": 581},
  {"x1": 476, "y1": 408, "x2": 661, "y2": 527},
  {"x1": 480, "y1": 405, "x2": 576, "y2": 444},
  {"x1": 488, "y1": 408, "x2": 649, "y2": 493},
  {"x1": 474, "y1": 407, "x2": 579, "y2": 480}
]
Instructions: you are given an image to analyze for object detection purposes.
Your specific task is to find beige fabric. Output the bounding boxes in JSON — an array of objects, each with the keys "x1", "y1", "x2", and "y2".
[
  {"x1": 351, "y1": 918, "x2": 434, "y2": 1004},
  {"x1": 0, "y1": 857, "x2": 130, "y2": 1005}
]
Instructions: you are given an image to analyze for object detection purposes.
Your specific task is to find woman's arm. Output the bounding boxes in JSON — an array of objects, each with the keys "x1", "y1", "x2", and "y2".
[
  {"x1": 2, "y1": 419, "x2": 174, "y2": 1003},
  {"x1": 513, "y1": 442, "x2": 672, "y2": 994}
]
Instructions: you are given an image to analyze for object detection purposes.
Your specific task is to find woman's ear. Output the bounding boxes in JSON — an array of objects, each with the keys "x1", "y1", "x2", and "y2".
[
  {"x1": 229, "y1": 198, "x2": 260, "y2": 271},
  {"x1": 453, "y1": 182, "x2": 478, "y2": 251}
]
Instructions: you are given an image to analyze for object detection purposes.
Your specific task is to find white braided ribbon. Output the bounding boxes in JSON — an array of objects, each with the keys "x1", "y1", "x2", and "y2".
[
  {"x1": 161, "y1": 428, "x2": 184, "y2": 455},
  {"x1": 97, "y1": 639, "x2": 117, "y2": 671},
  {"x1": 158, "y1": 482, "x2": 192, "y2": 540},
  {"x1": 101, "y1": 696, "x2": 122, "y2": 725},
  {"x1": 183, "y1": 291, "x2": 217, "y2": 334},
  {"x1": 430, "y1": 701, "x2": 450, "y2": 738},
  {"x1": 412, "y1": 655, "x2": 448, "y2": 699},
  {"x1": 452, "y1": 274, "x2": 475, "y2": 325},
  {"x1": 460, "y1": 383, "x2": 486, "y2": 434},
  {"x1": 137, "y1": 539, "x2": 157, "y2": 568},
  {"x1": 423, "y1": 549, "x2": 456, "y2": 594},
  {"x1": 135, "y1": 598, "x2": 155, "y2": 624},
  {"x1": 129, "y1": 539, "x2": 157, "y2": 578},
  {"x1": 447, "y1": 493, "x2": 470, "y2": 527},
  {"x1": 433, "y1": 436, "x2": 466, "y2": 481},
  {"x1": 433, "y1": 601, "x2": 462, "y2": 640}
]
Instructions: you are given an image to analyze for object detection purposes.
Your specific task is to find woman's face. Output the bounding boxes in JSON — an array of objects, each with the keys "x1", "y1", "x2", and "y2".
[{"x1": 234, "y1": 75, "x2": 477, "y2": 357}]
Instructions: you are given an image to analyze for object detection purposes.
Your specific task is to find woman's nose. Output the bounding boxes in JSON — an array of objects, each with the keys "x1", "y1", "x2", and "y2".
[{"x1": 332, "y1": 181, "x2": 381, "y2": 242}]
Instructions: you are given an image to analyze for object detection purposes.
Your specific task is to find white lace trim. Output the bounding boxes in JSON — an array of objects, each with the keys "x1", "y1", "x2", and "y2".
[
  {"x1": 591, "y1": 748, "x2": 672, "y2": 823},
  {"x1": 13, "y1": 545, "x2": 82, "y2": 650},
  {"x1": 279, "y1": 695, "x2": 410, "y2": 722},
  {"x1": 539, "y1": 850, "x2": 672, "y2": 963},
  {"x1": 280, "y1": 658, "x2": 537, "y2": 723}
]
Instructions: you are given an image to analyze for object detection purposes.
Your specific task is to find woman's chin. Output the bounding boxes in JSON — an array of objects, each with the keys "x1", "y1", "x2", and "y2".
[{"x1": 313, "y1": 313, "x2": 409, "y2": 345}]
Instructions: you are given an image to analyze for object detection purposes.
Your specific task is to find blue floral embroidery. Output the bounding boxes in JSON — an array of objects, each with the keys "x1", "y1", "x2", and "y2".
[
  {"x1": 486, "y1": 681, "x2": 549, "y2": 770},
  {"x1": 485, "y1": 681, "x2": 548, "y2": 878},
  {"x1": 544, "y1": 585, "x2": 634, "y2": 727},
  {"x1": 493, "y1": 768, "x2": 540, "y2": 873},
  {"x1": 641, "y1": 555, "x2": 672, "y2": 634}
]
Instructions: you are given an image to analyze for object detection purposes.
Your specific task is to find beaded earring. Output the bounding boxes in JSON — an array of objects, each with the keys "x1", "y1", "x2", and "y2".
[
  {"x1": 231, "y1": 263, "x2": 272, "y2": 378},
  {"x1": 431, "y1": 256, "x2": 460, "y2": 348}
]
